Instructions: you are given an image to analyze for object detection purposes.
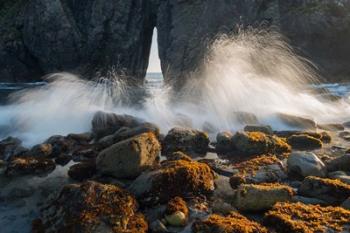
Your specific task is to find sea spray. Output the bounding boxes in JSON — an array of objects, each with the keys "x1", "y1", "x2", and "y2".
[{"x1": 1, "y1": 29, "x2": 350, "y2": 146}]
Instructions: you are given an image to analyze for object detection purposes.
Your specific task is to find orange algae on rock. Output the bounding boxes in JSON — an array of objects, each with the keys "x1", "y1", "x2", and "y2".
[
  {"x1": 35, "y1": 181, "x2": 148, "y2": 233},
  {"x1": 232, "y1": 131, "x2": 291, "y2": 156},
  {"x1": 232, "y1": 155, "x2": 281, "y2": 175},
  {"x1": 152, "y1": 158, "x2": 215, "y2": 201},
  {"x1": 229, "y1": 155, "x2": 285, "y2": 188},
  {"x1": 264, "y1": 202, "x2": 350, "y2": 233},
  {"x1": 192, "y1": 212, "x2": 268, "y2": 233},
  {"x1": 299, "y1": 176, "x2": 350, "y2": 204}
]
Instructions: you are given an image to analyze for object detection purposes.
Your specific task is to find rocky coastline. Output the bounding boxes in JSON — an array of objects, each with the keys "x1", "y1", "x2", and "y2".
[{"x1": 1, "y1": 110, "x2": 350, "y2": 232}]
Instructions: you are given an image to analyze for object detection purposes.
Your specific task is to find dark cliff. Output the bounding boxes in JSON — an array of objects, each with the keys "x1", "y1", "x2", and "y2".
[{"x1": 0, "y1": 0, "x2": 349, "y2": 84}]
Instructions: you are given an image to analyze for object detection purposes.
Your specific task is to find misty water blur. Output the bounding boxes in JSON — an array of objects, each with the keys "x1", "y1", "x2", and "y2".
[{"x1": 1, "y1": 29, "x2": 350, "y2": 146}]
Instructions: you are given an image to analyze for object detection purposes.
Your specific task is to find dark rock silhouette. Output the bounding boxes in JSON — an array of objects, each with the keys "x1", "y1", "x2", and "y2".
[{"x1": 1, "y1": 0, "x2": 350, "y2": 84}]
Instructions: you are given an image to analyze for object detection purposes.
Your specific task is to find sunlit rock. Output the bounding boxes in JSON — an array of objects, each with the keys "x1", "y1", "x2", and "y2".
[
  {"x1": 232, "y1": 183, "x2": 294, "y2": 211},
  {"x1": 97, "y1": 132, "x2": 160, "y2": 178},
  {"x1": 231, "y1": 131, "x2": 290, "y2": 155},
  {"x1": 129, "y1": 158, "x2": 215, "y2": 203},
  {"x1": 299, "y1": 176, "x2": 350, "y2": 204}
]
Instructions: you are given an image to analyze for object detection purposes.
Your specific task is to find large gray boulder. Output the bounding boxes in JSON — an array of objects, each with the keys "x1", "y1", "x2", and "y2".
[
  {"x1": 96, "y1": 132, "x2": 160, "y2": 178},
  {"x1": 287, "y1": 152, "x2": 326, "y2": 178}
]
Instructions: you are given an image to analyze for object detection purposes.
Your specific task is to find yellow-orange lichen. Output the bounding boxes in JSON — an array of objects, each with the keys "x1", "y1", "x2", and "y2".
[
  {"x1": 233, "y1": 155, "x2": 281, "y2": 176},
  {"x1": 36, "y1": 181, "x2": 148, "y2": 233},
  {"x1": 264, "y1": 202, "x2": 350, "y2": 233},
  {"x1": 152, "y1": 159, "x2": 215, "y2": 202},
  {"x1": 192, "y1": 212, "x2": 268, "y2": 233}
]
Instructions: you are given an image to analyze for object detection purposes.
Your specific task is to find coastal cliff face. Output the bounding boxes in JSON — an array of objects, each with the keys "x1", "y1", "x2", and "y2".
[{"x1": 0, "y1": 0, "x2": 349, "y2": 83}]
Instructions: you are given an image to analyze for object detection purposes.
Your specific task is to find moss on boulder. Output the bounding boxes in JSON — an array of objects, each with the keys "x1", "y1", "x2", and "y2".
[
  {"x1": 264, "y1": 202, "x2": 350, "y2": 233},
  {"x1": 33, "y1": 181, "x2": 148, "y2": 233},
  {"x1": 192, "y1": 212, "x2": 268, "y2": 233}
]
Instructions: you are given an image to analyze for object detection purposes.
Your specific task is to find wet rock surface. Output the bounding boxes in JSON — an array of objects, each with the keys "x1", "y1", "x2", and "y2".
[
  {"x1": 287, "y1": 152, "x2": 326, "y2": 178},
  {"x1": 162, "y1": 127, "x2": 210, "y2": 157},
  {"x1": 287, "y1": 134, "x2": 323, "y2": 150}
]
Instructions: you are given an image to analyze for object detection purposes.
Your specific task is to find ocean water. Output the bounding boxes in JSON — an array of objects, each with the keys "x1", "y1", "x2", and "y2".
[{"x1": 1, "y1": 30, "x2": 350, "y2": 146}]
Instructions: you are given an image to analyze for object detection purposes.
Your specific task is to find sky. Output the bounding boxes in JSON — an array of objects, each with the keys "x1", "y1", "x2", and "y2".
[{"x1": 147, "y1": 29, "x2": 162, "y2": 73}]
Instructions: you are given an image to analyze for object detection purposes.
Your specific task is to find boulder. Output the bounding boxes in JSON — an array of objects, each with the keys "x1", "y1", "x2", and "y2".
[
  {"x1": 98, "y1": 123, "x2": 160, "y2": 149},
  {"x1": 68, "y1": 162, "x2": 96, "y2": 181},
  {"x1": 129, "y1": 158, "x2": 215, "y2": 203},
  {"x1": 328, "y1": 171, "x2": 350, "y2": 185},
  {"x1": 33, "y1": 181, "x2": 148, "y2": 233},
  {"x1": 29, "y1": 143, "x2": 53, "y2": 157},
  {"x1": 342, "y1": 197, "x2": 350, "y2": 210},
  {"x1": 231, "y1": 131, "x2": 291, "y2": 155},
  {"x1": 215, "y1": 131, "x2": 233, "y2": 153},
  {"x1": 277, "y1": 113, "x2": 316, "y2": 130},
  {"x1": 232, "y1": 183, "x2": 294, "y2": 211},
  {"x1": 326, "y1": 154, "x2": 350, "y2": 172},
  {"x1": 192, "y1": 212, "x2": 268, "y2": 233},
  {"x1": 264, "y1": 202, "x2": 350, "y2": 233},
  {"x1": 162, "y1": 127, "x2": 209, "y2": 157},
  {"x1": 164, "y1": 197, "x2": 189, "y2": 227},
  {"x1": 244, "y1": 125, "x2": 273, "y2": 135},
  {"x1": 0, "y1": 137, "x2": 22, "y2": 160},
  {"x1": 291, "y1": 195, "x2": 327, "y2": 205},
  {"x1": 339, "y1": 131, "x2": 350, "y2": 141},
  {"x1": 54, "y1": 154, "x2": 72, "y2": 166},
  {"x1": 299, "y1": 176, "x2": 350, "y2": 204},
  {"x1": 97, "y1": 132, "x2": 160, "y2": 178},
  {"x1": 229, "y1": 155, "x2": 287, "y2": 188},
  {"x1": 287, "y1": 134, "x2": 322, "y2": 150},
  {"x1": 287, "y1": 152, "x2": 326, "y2": 178},
  {"x1": 5, "y1": 157, "x2": 55, "y2": 177},
  {"x1": 45, "y1": 135, "x2": 76, "y2": 157},
  {"x1": 92, "y1": 111, "x2": 142, "y2": 139}
]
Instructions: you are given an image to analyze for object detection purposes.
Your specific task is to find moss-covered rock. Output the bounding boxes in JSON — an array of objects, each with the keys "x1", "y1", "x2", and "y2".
[
  {"x1": 192, "y1": 212, "x2": 268, "y2": 233},
  {"x1": 299, "y1": 176, "x2": 350, "y2": 204},
  {"x1": 231, "y1": 131, "x2": 291, "y2": 156},
  {"x1": 5, "y1": 157, "x2": 55, "y2": 177},
  {"x1": 129, "y1": 158, "x2": 215, "y2": 203},
  {"x1": 33, "y1": 181, "x2": 148, "y2": 233},
  {"x1": 287, "y1": 134, "x2": 322, "y2": 150},
  {"x1": 229, "y1": 155, "x2": 287, "y2": 188},
  {"x1": 232, "y1": 183, "x2": 294, "y2": 212},
  {"x1": 162, "y1": 127, "x2": 210, "y2": 157},
  {"x1": 264, "y1": 202, "x2": 350, "y2": 233}
]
